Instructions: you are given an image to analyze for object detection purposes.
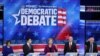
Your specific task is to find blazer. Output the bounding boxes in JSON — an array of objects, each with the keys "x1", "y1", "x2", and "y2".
[
  {"x1": 2, "y1": 46, "x2": 13, "y2": 56},
  {"x1": 85, "y1": 41, "x2": 98, "y2": 53},
  {"x1": 44, "y1": 44, "x2": 58, "y2": 54},
  {"x1": 23, "y1": 44, "x2": 34, "y2": 56},
  {"x1": 64, "y1": 42, "x2": 77, "y2": 55}
]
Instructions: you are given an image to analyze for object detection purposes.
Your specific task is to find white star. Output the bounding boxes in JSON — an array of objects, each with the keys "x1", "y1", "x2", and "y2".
[
  {"x1": 4, "y1": 27, "x2": 7, "y2": 31},
  {"x1": 26, "y1": 0, "x2": 31, "y2": 4},
  {"x1": 18, "y1": 32, "x2": 22, "y2": 36},
  {"x1": 33, "y1": 31, "x2": 38, "y2": 36},
  {"x1": 7, "y1": 18, "x2": 12, "y2": 23},
  {"x1": 44, "y1": 0, "x2": 48, "y2": 4},
  {"x1": 12, "y1": 10, "x2": 20, "y2": 25},
  {"x1": 27, "y1": 28, "x2": 30, "y2": 31}
]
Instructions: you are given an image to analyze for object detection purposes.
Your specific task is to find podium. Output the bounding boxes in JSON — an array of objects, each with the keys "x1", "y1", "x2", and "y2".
[
  {"x1": 46, "y1": 52, "x2": 58, "y2": 56},
  {"x1": 8, "y1": 53, "x2": 18, "y2": 56},
  {"x1": 65, "y1": 52, "x2": 77, "y2": 56},
  {"x1": 8, "y1": 53, "x2": 23, "y2": 56},
  {"x1": 85, "y1": 53, "x2": 98, "y2": 56},
  {"x1": 0, "y1": 54, "x2": 2, "y2": 56},
  {"x1": 27, "y1": 53, "x2": 40, "y2": 56}
]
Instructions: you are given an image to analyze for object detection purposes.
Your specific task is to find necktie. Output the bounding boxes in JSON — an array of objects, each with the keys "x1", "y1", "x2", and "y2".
[
  {"x1": 69, "y1": 42, "x2": 71, "y2": 49},
  {"x1": 89, "y1": 44, "x2": 93, "y2": 52},
  {"x1": 28, "y1": 44, "x2": 31, "y2": 50}
]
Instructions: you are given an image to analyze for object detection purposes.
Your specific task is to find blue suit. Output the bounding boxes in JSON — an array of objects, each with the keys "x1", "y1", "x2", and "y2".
[{"x1": 2, "y1": 46, "x2": 13, "y2": 56}]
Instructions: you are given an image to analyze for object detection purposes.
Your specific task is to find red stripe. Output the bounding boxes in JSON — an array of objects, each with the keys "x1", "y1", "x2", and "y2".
[
  {"x1": 58, "y1": 14, "x2": 63, "y2": 16},
  {"x1": 58, "y1": 19, "x2": 66, "y2": 21},
  {"x1": 97, "y1": 47, "x2": 100, "y2": 51},
  {"x1": 33, "y1": 45, "x2": 46, "y2": 49},
  {"x1": 12, "y1": 46, "x2": 22, "y2": 50},
  {"x1": 58, "y1": 13, "x2": 66, "y2": 16},
  {"x1": 58, "y1": 23, "x2": 65, "y2": 26},
  {"x1": 58, "y1": 8, "x2": 66, "y2": 11},
  {"x1": 0, "y1": 48, "x2": 2, "y2": 51},
  {"x1": 1, "y1": 45, "x2": 100, "y2": 52},
  {"x1": 58, "y1": 19, "x2": 64, "y2": 21},
  {"x1": 62, "y1": 14, "x2": 66, "y2": 16},
  {"x1": 58, "y1": 9, "x2": 63, "y2": 11}
]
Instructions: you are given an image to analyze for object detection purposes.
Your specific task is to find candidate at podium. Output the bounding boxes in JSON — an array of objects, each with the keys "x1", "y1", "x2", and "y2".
[
  {"x1": 44, "y1": 38, "x2": 58, "y2": 54},
  {"x1": 23, "y1": 38, "x2": 34, "y2": 56},
  {"x1": 85, "y1": 37, "x2": 98, "y2": 53},
  {"x1": 64, "y1": 36, "x2": 77, "y2": 55},
  {"x1": 2, "y1": 41, "x2": 13, "y2": 56}
]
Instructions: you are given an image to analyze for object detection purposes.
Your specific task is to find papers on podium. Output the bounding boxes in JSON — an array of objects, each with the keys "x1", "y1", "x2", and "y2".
[
  {"x1": 65, "y1": 52, "x2": 77, "y2": 56},
  {"x1": 27, "y1": 53, "x2": 40, "y2": 56},
  {"x1": 85, "y1": 53, "x2": 98, "y2": 56},
  {"x1": 46, "y1": 52, "x2": 58, "y2": 56}
]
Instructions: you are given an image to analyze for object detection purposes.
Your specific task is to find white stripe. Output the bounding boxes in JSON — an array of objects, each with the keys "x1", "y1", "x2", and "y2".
[
  {"x1": 0, "y1": 49, "x2": 80, "y2": 53},
  {"x1": 80, "y1": 5, "x2": 85, "y2": 12},
  {"x1": 86, "y1": 10, "x2": 100, "y2": 12},
  {"x1": 97, "y1": 45, "x2": 100, "y2": 47},
  {"x1": 63, "y1": 11, "x2": 66, "y2": 14},
  {"x1": 58, "y1": 21, "x2": 65, "y2": 24},
  {"x1": 58, "y1": 16, "x2": 66, "y2": 19},
  {"x1": 0, "y1": 46, "x2": 2, "y2": 48},
  {"x1": 58, "y1": 11, "x2": 62, "y2": 14},
  {"x1": 58, "y1": 11, "x2": 66, "y2": 14},
  {"x1": 63, "y1": 16, "x2": 66, "y2": 19},
  {"x1": 58, "y1": 16, "x2": 63, "y2": 18},
  {"x1": 63, "y1": 21, "x2": 66, "y2": 24},
  {"x1": 12, "y1": 49, "x2": 64, "y2": 52},
  {"x1": 13, "y1": 49, "x2": 23, "y2": 52}
]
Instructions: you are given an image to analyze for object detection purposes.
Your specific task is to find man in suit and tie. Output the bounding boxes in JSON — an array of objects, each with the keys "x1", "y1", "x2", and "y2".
[
  {"x1": 64, "y1": 36, "x2": 77, "y2": 55},
  {"x1": 23, "y1": 38, "x2": 34, "y2": 56},
  {"x1": 85, "y1": 37, "x2": 98, "y2": 53}
]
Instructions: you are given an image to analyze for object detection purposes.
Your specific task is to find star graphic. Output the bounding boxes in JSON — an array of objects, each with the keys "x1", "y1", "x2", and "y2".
[
  {"x1": 18, "y1": 32, "x2": 22, "y2": 36},
  {"x1": 9, "y1": 30, "x2": 14, "y2": 35},
  {"x1": 96, "y1": 26, "x2": 100, "y2": 31},
  {"x1": 33, "y1": 31, "x2": 38, "y2": 36},
  {"x1": 0, "y1": 33, "x2": 2, "y2": 37},
  {"x1": 27, "y1": 28, "x2": 30, "y2": 31},
  {"x1": 43, "y1": 0, "x2": 48, "y2": 4},
  {"x1": 26, "y1": 0, "x2": 31, "y2": 4},
  {"x1": 46, "y1": 28, "x2": 51, "y2": 33},
  {"x1": 39, "y1": 26, "x2": 44, "y2": 30},
  {"x1": 7, "y1": 18, "x2": 12, "y2": 23},
  {"x1": 10, "y1": 0, "x2": 13, "y2": 2},
  {"x1": 4, "y1": 27, "x2": 7, "y2": 31},
  {"x1": 12, "y1": 10, "x2": 20, "y2": 25},
  {"x1": 87, "y1": 31, "x2": 91, "y2": 36}
]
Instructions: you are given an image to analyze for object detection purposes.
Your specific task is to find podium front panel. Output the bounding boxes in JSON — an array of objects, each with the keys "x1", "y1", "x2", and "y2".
[
  {"x1": 46, "y1": 52, "x2": 58, "y2": 56},
  {"x1": 85, "y1": 53, "x2": 98, "y2": 56},
  {"x1": 8, "y1": 53, "x2": 23, "y2": 56},
  {"x1": 27, "y1": 53, "x2": 40, "y2": 56},
  {"x1": 65, "y1": 52, "x2": 77, "y2": 56}
]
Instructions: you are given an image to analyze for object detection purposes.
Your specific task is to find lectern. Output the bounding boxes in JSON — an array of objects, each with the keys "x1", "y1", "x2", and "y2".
[
  {"x1": 85, "y1": 53, "x2": 98, "y2": 56},
  {"x1": 65, "y1": 52, "x2": 77, "y2": 56}
]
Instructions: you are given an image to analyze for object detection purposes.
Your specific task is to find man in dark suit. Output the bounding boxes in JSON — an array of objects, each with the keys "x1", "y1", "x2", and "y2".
[
  {"x1": 85, "y1": 37, "x2": 98, "y2": 53},
  {"x1": 23, "y1": 38, "x2": 34, "y2": 56},
  {"x1": 64, "y1": 36, "x2": 77, "y2": 55}
]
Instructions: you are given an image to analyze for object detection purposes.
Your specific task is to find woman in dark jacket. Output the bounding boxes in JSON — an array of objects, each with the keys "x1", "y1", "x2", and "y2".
[
  {"x1": 44, "y1": 38, "x2": 58, "y2": 54},
  {"x1": 2, "y1": 41, "x2": 13, "y2": 56}
]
